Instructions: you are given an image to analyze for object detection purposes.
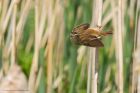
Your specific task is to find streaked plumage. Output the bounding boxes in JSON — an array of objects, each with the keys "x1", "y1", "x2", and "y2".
[{"x1": 70, "y1": 23, "x2": 112, "y2": 47}]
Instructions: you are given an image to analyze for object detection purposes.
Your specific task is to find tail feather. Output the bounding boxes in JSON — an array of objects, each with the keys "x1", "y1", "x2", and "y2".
[
  {"x1": 101, "y1": 31, "x2": 113, "y2": 36},
  {"x1": 105, "y1": 31, "x2": 113, "y2": 34}
]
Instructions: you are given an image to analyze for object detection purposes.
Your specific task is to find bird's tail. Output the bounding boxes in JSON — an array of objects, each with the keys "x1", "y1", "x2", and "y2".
[{"x1": 101, "y1": 31, "x2": 113, "y2": 36}]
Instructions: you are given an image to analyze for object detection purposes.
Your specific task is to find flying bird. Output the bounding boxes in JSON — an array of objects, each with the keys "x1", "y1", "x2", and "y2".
[{"x1": 70, "y1": 23, "x2": 112, "y2": 47}]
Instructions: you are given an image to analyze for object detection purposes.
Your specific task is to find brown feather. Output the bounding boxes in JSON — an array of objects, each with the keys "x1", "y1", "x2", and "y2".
[{"x1": 70, "y1": 23, "x2": 112, "y2": 47}]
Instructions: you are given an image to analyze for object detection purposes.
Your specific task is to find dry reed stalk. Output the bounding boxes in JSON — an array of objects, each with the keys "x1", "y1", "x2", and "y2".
[
  {"x1": 0, "y1": 0, "x2": 14, "y2": 46},
  {"x1": 45, "y1": 16, "x2": 55, "y2": 93},
  {"x1": 137, "y1": 14, "x2": 140, "y2": 90},
  {"x1": 77, "y1": 47, "x2": 87, "y2": 89},
  {"x1": 0, "y1": 0, "x2": 9, "y2": 63},
  {"x1": 0, "y1": 1, "x2": 28, "y2": 91},
  {"x1": 129, "y1": 0, "x2": 135, "y2": 18},
  {"x1": 44, "y1": 0, "x2": 64, "y2": 92},
  {"x1": 1, "y1": 0, "x2": 17, "y2": 75},
  {"x1": 0, "y1": 0, "x2": 9, "y2": 25},
  {"x1": 121, "y1": 0, "x2": 126, "y2": 39},
  {"x1": 45, "y1": 0, "x2": 55, "y2": 92},
  {"x1": 88, "y1": 48, "x2": 97, "y2": 93},
  {"x1": 28, "y1": 0, "x2": 39, "y2": 92},
  {"x1": 35, "y1": 67, "x2": 43, "y2": 92},
  {"x1": 87, "y1": 48, "x2": 92, "y2": 93},
  {"x1": 103, "y1": 0, "x2": 110, "y2": 13},
  {"x1": 41, "y1": 0, "x2": 53, "y2": 48},
  {"x1": 129, "y1": 0, "x2": 136, "y2": 32},
  {"x1": 112, "y1": 0, "x2": 124, "y2": 93},
  {"x1": 0, "y1": 1, "x2": 1, "y2": 13},
  {"x1": 25, "y1": 32, "x2": 34, "y2": 52},
  {"x1": 11, "y1": 0, "x2": 18, "y2": 67},
  {"x1": 102, "y1": 7, "x2": 118, "y2": 27},
  {"x1": 117, "y1": 0, "x2": 123, "y2": 93},
  {"x1": 102, "y1": 13, "x2": 112, "y2": 27},
  {"x1": 29, "y1": 0, "x2": 47, "y2": 93},
  {"x1": 20, "y1": 0, "x2": 26, "y2": 10},
  {"x1": 53, "y1": 3, "x2": 64, "y2": 93},
  {"x1": 29, "y1": 0, "x2": 48, "y2": 92},
  {"x1": 2, "y1": 1, "x2": 14, "y2": 31},
  {"x1": 2, "y1": 47, "x2": 10, "y2": 74},
  {"x1": 111, "y1": 2, "x2": 118, "y2": 92},
  {"x1": 38, "y1": 0, "x2": 48, "y2": 40},
  {"x1": 133, "y1": 1, "x2": 139, "y2": 51},
  {"x1": 16, "y1": 0, "x2": 32, "y2": 45},
  {"x1": 87, "y1": 0, "x2": 103, "y2": 93},
  {"x1": 132, "y1": 0, "x2": 140, "y2": 92},
  {"x1": 0, "y1": 69, "x2": 3, "y2": 81},
  {"x1": 53, "y1": 75, "x2": 63, "y2": 89},
  {"x1": 46, "y1": 37, "x2": 53, "y2": 93},
  {"x1": 0, "y1": 0, "x2": 32, "y2": 74}
]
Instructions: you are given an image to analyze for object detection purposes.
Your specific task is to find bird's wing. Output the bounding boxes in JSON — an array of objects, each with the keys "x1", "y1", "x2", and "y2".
[
  {"x1": 72, "y1": 23, "x2": 90, "y2": 33},
  {"x1": 80, "y1": 35, "x2": 104, "y2": 47}
]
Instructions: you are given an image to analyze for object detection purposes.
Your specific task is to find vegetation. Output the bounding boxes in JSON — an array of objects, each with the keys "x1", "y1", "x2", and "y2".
[{"x1": 0, "y1": 0, "x2": 139, "y2": 93}]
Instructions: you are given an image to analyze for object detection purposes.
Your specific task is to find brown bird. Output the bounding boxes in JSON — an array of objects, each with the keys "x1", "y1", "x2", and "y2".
[{"x1": 70, "y1": 23, "x2": 112, "y2": 47}]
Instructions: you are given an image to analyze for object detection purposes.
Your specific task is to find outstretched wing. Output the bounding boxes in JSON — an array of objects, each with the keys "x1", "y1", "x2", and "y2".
[
  {"x1": 72, "y1": 23, "x2": 90, "y2": 34},
  {"x1": 71, "y1": 23, "x2": 104, "y2": 47},
  {"x1": 79, "y1": 35, "x2": 104, "y2": 47},
  {"x1": 70, "y1": 23, "x2": 90, "y2": 44}
]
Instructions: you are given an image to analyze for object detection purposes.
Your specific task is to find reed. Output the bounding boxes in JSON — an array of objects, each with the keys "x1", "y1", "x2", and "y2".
[
  {"x1": 132, "y1": 0, "x2": 140, "y2": 92},
  {"x1": 0, "y1": 0, "x2": 138, "y2": 93},
  {"x1": 87, "y1": 0, "x2": 103, "y2": 93}
]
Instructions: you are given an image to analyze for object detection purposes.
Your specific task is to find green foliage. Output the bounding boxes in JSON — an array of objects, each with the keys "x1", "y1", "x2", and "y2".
[
  {"x1": 17, "y1": 47, "x2": 33, "y2": 77},
  {"x1": 17, "y1": 9, "x2": 35, "y2": 77}
]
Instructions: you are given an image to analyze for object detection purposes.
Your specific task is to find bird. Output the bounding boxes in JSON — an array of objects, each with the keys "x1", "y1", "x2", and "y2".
[{"x1": 70, "y1": 23, "x2": 112, "y2": 47}]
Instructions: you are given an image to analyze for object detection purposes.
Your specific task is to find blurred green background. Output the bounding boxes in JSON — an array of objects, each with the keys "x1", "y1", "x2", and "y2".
[{"x1": 0, "y1": 0, "x2": 138, "y2": 93}]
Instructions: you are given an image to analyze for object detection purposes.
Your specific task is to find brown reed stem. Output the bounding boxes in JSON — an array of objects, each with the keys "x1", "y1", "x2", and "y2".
[
  {"x1": 28, "y1": 0, "x2": 39, "y2": 92},
  {"x1": 46, "y1": 0, "x2": 54, "y2": 92},
  {"x1": 87, "y1": 0, "x2": 103, "y2": 93},
  {"x1": 0, "y1": 0, "x2": 14, "y2": 46},
  {"x1": 136, "y1": 14, "x2": 140, "y2": 93},
  {"x1": 11, "y1": 1, "x2": 17, "y2": 66},
  {"x1": 16, "y1": 0, "x2": 32, "y2": 45},
  {"x1": 132, "y1": 0, "x2": 140, "y2": 92},
  {"x1": 117, "y1": 0, "x2": 124, "y2": 93},
  {"x1": 112, "y1": 0, "x2": 124, "y2": 93}
]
